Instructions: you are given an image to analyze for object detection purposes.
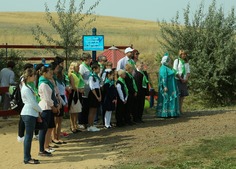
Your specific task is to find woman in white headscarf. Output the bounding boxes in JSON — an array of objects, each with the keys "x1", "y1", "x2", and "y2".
[{"x1": 156, "y1": 53, "x2": 180, "y2": 118}]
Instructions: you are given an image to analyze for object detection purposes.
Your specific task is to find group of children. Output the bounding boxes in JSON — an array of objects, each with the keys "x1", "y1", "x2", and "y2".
[
  {"x1": 18, "y1": 50, "x2": 150, "y2": 164},
  {"x1": 66, "y1": 52, "x2": 150, "y2": 131},
  {"x1": 18, "y1": 56, "x2": 71, "y2": 164}
]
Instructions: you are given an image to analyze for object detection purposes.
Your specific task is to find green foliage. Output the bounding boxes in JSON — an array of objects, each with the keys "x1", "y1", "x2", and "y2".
[
  {"x1": 32, "y1": 0, "x2": 101, "y2": 69},
  {"x1": 0, "y1": 49, "x2": 25, "y2": 80},
  {"x1": 157, "y1": 0, "x2": 236, "y2": 106}
]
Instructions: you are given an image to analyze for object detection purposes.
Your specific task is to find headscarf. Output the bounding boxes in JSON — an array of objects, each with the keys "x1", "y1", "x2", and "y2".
[{"x1": 161, "y1": 53, "x2": 170, "y2": 65}]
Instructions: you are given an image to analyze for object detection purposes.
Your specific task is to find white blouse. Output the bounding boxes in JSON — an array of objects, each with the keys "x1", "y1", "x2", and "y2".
[
  {"x1": 21, "y1": 84, "x2": 42, "y2": 117},
  {"x1": 38, "y1": 83, "x2": 54, "y2": 110},
  {"x1": 173, "y1": 59, "x2": 190, "y2": 80},
  {"x1": 88, "y1": 76, "x2": 100, "y2": 90},
  {"x1": 116, "y1": 83, "x2": 128, "y2": 102},
  {"x1": 56, "y1": 81, "x2": 67, "y2": 106}
]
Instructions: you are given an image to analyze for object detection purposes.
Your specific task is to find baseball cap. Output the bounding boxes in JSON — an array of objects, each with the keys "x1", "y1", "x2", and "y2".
[{"x1": 125, "y1": 47, "x2": 134, "y2": 54}]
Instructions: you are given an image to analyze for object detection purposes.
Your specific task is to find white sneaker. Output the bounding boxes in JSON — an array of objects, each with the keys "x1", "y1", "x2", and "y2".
[
  {"x1": 87, "y1": 126, "x2": 100, "y2": 132},
  {"x1": 78, "y1": 124, "x2": 85, "y2": 129},
  {"x1": 87, "y1": 126, "x2": 93, "y2": 131},
  {"x1": 33, "y1": 134, "x2": 39, "y2": 140},
  {"x1": 87, "y1": 126, "x2": 100, "y2": 131},
  {"x1": 17, "y1": 136, "x2": 24, "y2": 143},
  {"x1": 105, "y1": 125, "x2": 112, "y2": 129},
  {"x1": 93, "y1": 126, "x2": 100, "y2": 131},
  {"x1": 45, "y1": 148, "x2": 55, "y2": 153}
]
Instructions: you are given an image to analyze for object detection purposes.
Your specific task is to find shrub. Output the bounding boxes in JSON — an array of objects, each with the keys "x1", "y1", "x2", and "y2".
[{"x1": 157, "y1": 0, "x2": 236, "y2": 106}]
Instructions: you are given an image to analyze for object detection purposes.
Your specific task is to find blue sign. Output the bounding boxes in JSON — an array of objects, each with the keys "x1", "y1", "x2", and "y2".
[{"x1": 83, "y1": 35, "x2": 104, "y2": 51}]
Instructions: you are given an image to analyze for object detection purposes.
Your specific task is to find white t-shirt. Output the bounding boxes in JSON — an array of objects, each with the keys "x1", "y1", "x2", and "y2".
[
  {"x1": 173, "y1": 59, "x2": 190, "y2": 80},
  {"x1": 116, "y1": 56, "x2": 129, "y2": 71}
]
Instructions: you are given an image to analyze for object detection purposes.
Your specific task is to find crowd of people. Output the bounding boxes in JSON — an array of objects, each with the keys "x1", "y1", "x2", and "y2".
[
  {"x1": 0, "y1": 47, "x2": 190, "y2": 164},
  {"x1": 0, "y1": 47, "x2": 151, "y2": 164}
]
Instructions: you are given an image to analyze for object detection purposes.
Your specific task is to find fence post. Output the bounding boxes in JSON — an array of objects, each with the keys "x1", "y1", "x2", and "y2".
[
  {"x1": 92, "y1": 27, "x2": 97, "y2": 62},
  {"x1": 5, "y1": 43, "x2": 8, "y2": 61}
]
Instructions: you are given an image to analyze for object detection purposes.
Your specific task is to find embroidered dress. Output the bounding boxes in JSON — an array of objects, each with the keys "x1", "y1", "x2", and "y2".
[{"x1": 156, "y1": 65, "x2": 180, "y2": 117}]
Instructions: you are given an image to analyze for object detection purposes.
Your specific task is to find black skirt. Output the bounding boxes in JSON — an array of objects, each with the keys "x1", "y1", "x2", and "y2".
[
  {"x1": 88, "y1": 88, "x2": 101, "y2": 108},
  {"x1": 177, "y1": 80, "x2": 189, "y2": 97}
]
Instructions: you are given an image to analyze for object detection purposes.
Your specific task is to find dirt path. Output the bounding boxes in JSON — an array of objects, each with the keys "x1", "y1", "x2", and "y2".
[{"x1": 0, "y1": 109, "x2": 235, "y2": 169}]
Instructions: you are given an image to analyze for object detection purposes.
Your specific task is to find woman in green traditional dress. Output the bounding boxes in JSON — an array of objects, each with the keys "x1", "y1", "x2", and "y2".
[{"x1": 156, "y1": 53, "x2": 180, "y2": 118}]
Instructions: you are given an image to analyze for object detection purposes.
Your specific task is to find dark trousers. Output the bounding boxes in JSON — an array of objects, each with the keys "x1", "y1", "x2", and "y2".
[
  {"x1": 102, "y1": 108, "x2": 106, "y2": 125},
  {"x1": 94, "y1": 105, "x2": 102, "y2": 123},
  {"x1": 125, "y1": 95, "x2": 135, "y2": 123},
  {"x1": 134, "y1": 91, "x2": 145, "y2": 122},
  {"x1": 116, "y1": 100, "x2": 127, "y2": 126},
  {"x1": 2, "y1": 93, "x2": 10, "y2": 110},
  {"x1": 39, "y1": 110, "x2": 50, "y2": 152},
  {"x1": 39, "y1": 128, "x2": 47, "y2": 152},
  {"x1": 78, "y1": 97, "x2": 89, "y2": 125},
  {"x1": 18, "y1": 116, "x2": 25, "y2": 137}
]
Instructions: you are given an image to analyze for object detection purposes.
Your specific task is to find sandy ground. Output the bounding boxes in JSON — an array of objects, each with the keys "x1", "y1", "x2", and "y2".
[
  {"x1": 1, "y1": 108, "x2": 236, "y2": 169},
  {"x1": 0, "y1": 115, "x2": 118, "y2": 169}
]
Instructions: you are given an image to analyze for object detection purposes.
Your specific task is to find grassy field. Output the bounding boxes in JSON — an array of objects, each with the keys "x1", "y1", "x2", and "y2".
[
  {"x1": 117, "y1": 136, "x2": 236, "y2": 169},
  {"x1": 0, "y1": 12, "x2": 160, "y2": 47},
  {"x1": 0, "y1": 12, "x2": 160, "y2": 87}
]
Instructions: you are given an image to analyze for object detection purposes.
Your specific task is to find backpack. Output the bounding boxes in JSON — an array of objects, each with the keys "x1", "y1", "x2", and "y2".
[{"x1": 9, "y1": 83, "x2": 24, "y2": 113}]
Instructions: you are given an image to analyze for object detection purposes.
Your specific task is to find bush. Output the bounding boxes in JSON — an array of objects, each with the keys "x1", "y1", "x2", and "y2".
[{"x1": 157, "y1": 0, "x2": 236, "y2": 106}]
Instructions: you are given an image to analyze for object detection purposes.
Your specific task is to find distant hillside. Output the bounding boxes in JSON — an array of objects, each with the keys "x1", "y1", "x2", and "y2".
[
  {"x1": 0, "y1": 12, "x2": 161, "y2": 85},
  {"x1": 0, "y1": 12, "x2": 160, "y2": 50}
]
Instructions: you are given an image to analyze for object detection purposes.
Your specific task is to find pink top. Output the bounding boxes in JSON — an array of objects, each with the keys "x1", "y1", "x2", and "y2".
[{"x1": 38, "y1": 83, "x2": 54, "y2": 110}]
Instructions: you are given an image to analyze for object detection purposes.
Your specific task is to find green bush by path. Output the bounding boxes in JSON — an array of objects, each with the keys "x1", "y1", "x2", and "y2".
[{"x1": 157, "y1": 0, "x2": 236, "y2": 106}]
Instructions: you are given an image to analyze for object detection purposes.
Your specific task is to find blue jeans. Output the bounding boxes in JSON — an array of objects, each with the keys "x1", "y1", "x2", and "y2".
[
  {"x1": 21, "y1": 115, "x2": 37, "y2": 162},
  {"x1": 39, "y1": 110, "x2": 51, "y2": 152}
]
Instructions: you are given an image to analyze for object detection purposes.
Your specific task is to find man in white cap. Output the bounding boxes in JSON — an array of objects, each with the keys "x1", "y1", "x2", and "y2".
[{"x1": 116, "y1": 47, "x2": 134, "y2": 71}]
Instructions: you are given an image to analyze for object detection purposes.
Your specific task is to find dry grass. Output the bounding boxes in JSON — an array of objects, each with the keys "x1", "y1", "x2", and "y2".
[{"x1": 0, "y1": 12, "x2": 161, "y2": 86}]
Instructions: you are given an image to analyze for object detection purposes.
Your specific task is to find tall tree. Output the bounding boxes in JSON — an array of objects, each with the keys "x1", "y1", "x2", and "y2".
[
  {"x1": 32, "y1": 0, "x2": 101, "y2": 69},
  {"x1": 157, "y1": 0, "x2": 236, "y2": 106}
]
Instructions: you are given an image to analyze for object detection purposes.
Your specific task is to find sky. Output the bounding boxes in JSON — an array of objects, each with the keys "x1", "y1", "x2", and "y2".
[{"x1": 0, "y1": 0, "x2": 234, "y2": 23}]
